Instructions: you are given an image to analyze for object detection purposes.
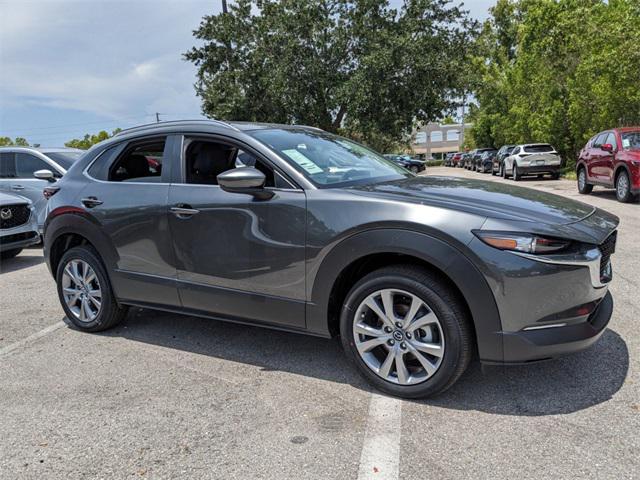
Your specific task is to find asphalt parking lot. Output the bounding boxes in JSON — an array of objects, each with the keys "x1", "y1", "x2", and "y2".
[{"x1": 1, "y1": 167, "x2": 638, "y2": 479}]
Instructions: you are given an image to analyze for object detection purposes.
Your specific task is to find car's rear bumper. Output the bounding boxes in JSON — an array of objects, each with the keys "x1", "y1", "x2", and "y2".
[
  {"x1": 518, "y1": 164, "x2": 561, "y2": 175},
  {"x1": 493, "y1": 291, "x2": 613, "y2": 364}
]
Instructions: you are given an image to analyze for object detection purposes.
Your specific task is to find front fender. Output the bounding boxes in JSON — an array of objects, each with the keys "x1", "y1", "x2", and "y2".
[{"x1": 306, "y1": 228, "x2": 504, "y2": 363}]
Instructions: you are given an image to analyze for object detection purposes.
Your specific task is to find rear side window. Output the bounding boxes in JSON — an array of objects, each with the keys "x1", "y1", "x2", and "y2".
[
  {"x1": 0, "y1": 152, "x2": 16, "y2": 178},
  {"x1": 108, "y1": 138, "x2": 166, "y2": 182},
  {"x1": 524, "y1": 145, "x2": 554, "y2": 153}
]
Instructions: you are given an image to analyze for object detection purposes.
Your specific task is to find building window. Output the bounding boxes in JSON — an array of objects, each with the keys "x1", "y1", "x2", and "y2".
[
  {"x1": 414, "y1": 132, "x2": 427, "y2": 144},
  {"x1": 446, "y1": 130, "x2": 460, "y2": 141},
  {"x1": 430, "y1": 131, "x2": 443, "y2": 142}
]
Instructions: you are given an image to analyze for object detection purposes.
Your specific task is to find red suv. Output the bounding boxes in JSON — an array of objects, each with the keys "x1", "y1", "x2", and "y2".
[{"x1": 577, "y1": 127, "x2": 640, "y2": 202}]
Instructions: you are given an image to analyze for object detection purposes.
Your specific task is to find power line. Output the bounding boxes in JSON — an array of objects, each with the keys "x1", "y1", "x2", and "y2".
[{"x1": 0, "y1": 114, "x2": 155, "y2": 135}]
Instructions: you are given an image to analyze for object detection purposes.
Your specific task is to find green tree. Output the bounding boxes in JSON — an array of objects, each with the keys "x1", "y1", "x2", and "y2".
[
  {"x1": 0, "y1": 136, "x2": 30, "y2": 147},
  {"x1": 185, "y1": 0, "x2": 477, "y2": 151},
  {"x1": 469, "y1": 0, "x2": 640, "y2": 168},
  {"x1": 65, "y1": 128, "x2": 122, "y2": 150}
]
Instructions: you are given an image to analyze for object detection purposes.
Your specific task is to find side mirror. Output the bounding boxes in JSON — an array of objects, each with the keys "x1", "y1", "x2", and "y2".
[
  {"x1": 34, "y1": 169, "x2": 56, "y2": 182},
  {"x1": 217, "y1": 167, "x2": 273, "y2": 199},
  {"x1": 601, "y1": 143, "x2": 614, "y2": 153}
]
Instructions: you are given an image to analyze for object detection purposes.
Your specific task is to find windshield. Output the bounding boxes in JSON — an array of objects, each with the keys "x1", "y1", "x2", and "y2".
[
  {"x1": 621, "y1": 131, "x2": 640, "y2": 150},
  {"x1": 250, "y1": 129, "x2": 410, "y2": 187},
  {"x1": 45, "y1": 151, "x2": 82, "y2": 170}
]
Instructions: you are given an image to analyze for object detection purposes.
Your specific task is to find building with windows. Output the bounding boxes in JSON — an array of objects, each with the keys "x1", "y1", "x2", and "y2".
[{"x1": 411, "y1": 122, "x2": 472, "y2": 159}]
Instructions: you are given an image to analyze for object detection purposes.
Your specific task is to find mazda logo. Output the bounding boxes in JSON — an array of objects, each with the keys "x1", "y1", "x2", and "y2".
[{"x1": 0, "y1": 208, "x2": 12, "y2": 220}]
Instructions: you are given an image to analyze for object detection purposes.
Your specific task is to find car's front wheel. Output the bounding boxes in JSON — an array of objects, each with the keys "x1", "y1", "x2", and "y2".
[
  {"x1": 340, "y1": 266, "x2": 473, "y2": 399},
  {"x1": 56, "y1": 245, "x2": 128, "y2": 332},
  {"x1": 410, "y1": 165, "x2": 419, "y2": 174}
]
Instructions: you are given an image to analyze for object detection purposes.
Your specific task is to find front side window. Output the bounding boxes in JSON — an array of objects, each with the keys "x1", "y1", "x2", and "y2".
[
  {"x1": 108, "y1": 138, "x2": 165, "y2": 182},
  {"x1": 604, "y1": 132, "x2": 617, "y2": 150},
  {"x1": 16, "y1": 153, "x2": 51, "y2": 178},
  {"x1": 0, "y1": 152, "x2": 16, "y2": 178},
  {"x1": 620, "y1": 130, "x2": 640, "y2": 150},
  {"x1": 593, "y1": 133, "x2": 607, "y2": 148},
  {"x1": 249, "y1": 129, "x2": 409, "y2": 188}
]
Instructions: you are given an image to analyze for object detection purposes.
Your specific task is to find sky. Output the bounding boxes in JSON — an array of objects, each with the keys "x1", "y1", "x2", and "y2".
[{"x1": 0, "y1": 0, "x2": 494, "y2": 147}]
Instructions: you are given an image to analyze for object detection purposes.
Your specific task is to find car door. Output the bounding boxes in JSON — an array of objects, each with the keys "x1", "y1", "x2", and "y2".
[
  {"x1": 14, "y1": 152, "x2": 59, "y2": 228},
  {"x1": 601, "y1": 132, "x2": 617, "y2": 184},
  {"x1": 589, "y1": 133, "x2": 608, "y2": 180},
  {"x1": 81, "y1": 134, "x2": 180, "y2": 307},
  {"x1": 167, "y1": 135, "x2": 307, "y2": 329}
]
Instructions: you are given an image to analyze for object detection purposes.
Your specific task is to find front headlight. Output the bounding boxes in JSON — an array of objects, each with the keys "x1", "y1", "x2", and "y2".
[{"x1": 474, "y1": 231, "x2": 571, "y2": 254}]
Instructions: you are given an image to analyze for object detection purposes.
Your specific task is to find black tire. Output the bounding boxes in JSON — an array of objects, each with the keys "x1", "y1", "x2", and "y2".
[
  {"x1": 551, "y1": 172, "x2": 560, "y2": 180},
  {"x1": 501, "y1": 163, "x2": 508, "y2": 179},
  {"x1": 513, "y1": 164, "x2": 521, "y2": 181},
  {"x1": 56, "y1": 245, "x2": 128, "y2": 332},
  {"x1": 340, "y1": 265, "x2": 473, "y2": 399},
  {"x1": 410, "y1": 165, "x2": 419, "y2": 174},
  {"x1": 577, "y1": 167, "x2": 593, "y2": 194},
  {"x1": 1, "y1": 248, "x2": 22, "y2": 260},
  {"x1": 615, "y1": 170, "x2": 638, "y2": 203}
]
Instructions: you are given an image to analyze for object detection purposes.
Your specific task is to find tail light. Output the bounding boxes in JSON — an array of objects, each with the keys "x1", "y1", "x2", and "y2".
[{"x1": 43, "y1": 186, "x2": 60, "y2": 200}]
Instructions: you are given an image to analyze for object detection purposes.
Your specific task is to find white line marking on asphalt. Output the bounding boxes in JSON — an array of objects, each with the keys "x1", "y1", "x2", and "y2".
[
  {"x1": 357, "y1": 393, "x2": 403, "y2": 480},
  {"x1": 0, "y1": 321, "x2": 65, "y2": 357}
]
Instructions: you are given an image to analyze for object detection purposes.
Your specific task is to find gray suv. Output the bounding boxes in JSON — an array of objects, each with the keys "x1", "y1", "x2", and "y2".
[{"x1": 43, "y1": 120, "x2": 618, "y2": 398}]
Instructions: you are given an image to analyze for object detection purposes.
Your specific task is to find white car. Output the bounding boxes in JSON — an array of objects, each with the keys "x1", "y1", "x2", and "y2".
[
  {"x1": 502, "y1": 143, "x2": 562, "y2": 181},
  {"x1": 0, "y1": 192, "x2": 39, "y2": 260},
  {"x1": 0, "y1": 147, "x2": 83, "y2": 231}
]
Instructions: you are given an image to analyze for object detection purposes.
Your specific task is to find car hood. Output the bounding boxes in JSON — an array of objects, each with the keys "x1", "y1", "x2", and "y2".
[
  {"x1": 348, "y1": 176, "x2": 598, "y2": 225},
  {"x1": 0, "y1": 191, "x2": 30, "y2": 206}
]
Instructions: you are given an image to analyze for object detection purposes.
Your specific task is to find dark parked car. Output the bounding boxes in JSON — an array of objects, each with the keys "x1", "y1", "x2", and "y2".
[
  {"x1": 468, "y1": 148, "x2": 495, "y2": 171},
  {"x1": 451, "y1": 152, "x2": 464, "y2": 167},
  {"x1": 383, "y1": 154, "x2": 426, "y2": 173},
  {"x1": 444, "y1": 153, "x2": 454, "y2": 167},
  {"x1": 477, "y1": 149, "x2": 498, "y2": 173},
  {"x1": 44, "y1": 120, "x2": 618, "y2": 399},
  {"x1": 458, "y1": 152, "x2": 472, "y2": 168},
  {"x1": 493, "y1": 145, "x2": 516, "y2": 176},
  {"x1": 576, "y1": 127, "x2": 640, "y2": 203}
]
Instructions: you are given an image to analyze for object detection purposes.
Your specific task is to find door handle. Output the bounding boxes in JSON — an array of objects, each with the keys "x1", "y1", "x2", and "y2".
[
  {"x1": 170, "y1": 205, "x2": 200, "y2": 217},
  {"x1": 81, "y1": 196, "x2": 103, "y2": 208},
  {"x1": 11, "y1": 185, "x2": 24, "y2": 190}
]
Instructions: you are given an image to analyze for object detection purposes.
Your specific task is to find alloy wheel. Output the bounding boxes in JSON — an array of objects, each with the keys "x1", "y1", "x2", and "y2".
[
  {"x1": 61, "y1": 259, "x2": 102, "y2": 323},
  {"x1": 617, "y1": 172, "x2": 629, "y2": 199},
  {"x1": 352, "y1": 289, "x2": 445, "y2": 385},
  {"x1": 578, "y1": 169, "x2": 586, "y2": 190}
]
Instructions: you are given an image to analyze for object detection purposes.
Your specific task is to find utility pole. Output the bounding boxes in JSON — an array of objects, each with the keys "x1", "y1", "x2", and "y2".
[
  {"x1": 155, "y1": 112, "x2": 161, "y2": 123},
  {"x1": 222, "y1": 0, "x2": 228, "y2": 13}
]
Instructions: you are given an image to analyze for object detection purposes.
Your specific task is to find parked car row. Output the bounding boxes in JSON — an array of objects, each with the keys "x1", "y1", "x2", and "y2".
[{"x1": 444, "y1": 127, "x2": 639, "y2": 203}]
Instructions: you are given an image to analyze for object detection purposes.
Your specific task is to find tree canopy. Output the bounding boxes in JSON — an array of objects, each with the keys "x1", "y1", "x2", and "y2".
[
  {"x1": 0, "y1": 137, "x2": 30, "y2": 147},
  {"x1": 185, "y1": 0, "x2": 477, "y2": 151},
  {"x1": 468, "y1": 0, "x2": 640, "y2": 167},
  {"x1": 64, "y1": 129, "x2": 122, "y2": 150}
]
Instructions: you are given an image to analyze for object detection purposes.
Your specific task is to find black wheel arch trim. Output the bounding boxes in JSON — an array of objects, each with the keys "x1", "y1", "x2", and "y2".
[{"x1": 306, "y1": 228, "x2": 504, "y2": 363}]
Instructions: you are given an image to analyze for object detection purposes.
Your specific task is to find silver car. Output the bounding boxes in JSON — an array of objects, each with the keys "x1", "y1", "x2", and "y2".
[
  {"x1": 0, "y1": 147, "x2": 83, "y2": 231},
  {"x1": 0, "y1": 192, "x2": 39, "y2": 260}
]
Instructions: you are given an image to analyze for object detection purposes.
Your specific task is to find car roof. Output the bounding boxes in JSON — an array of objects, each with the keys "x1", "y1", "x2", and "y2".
[{"x1": 0, "y1": 146, "x2": 82, "y2": 153}]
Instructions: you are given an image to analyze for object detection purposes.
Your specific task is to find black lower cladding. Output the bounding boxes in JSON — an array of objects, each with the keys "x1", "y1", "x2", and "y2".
[
  {"x1": 0, "y1": 205, "x2": 31, "y2": 229},
  {"x1": 496, "y1": 291, "x2": 613, "y2": 364},
  {"x1": 0, "y1": 231, "x2": 38, "y2": 245},
  {"x1": 517, "y1": 164, "x2": 561, "y2": 175}
]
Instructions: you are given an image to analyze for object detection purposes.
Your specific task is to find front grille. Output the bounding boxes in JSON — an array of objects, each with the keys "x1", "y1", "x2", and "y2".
[
  {"x1": 598, "y1": 231, "x2": 617, "y2": 282},
  {"x1": 0, "y1": 204, "x2": 31, "y2": 230}
]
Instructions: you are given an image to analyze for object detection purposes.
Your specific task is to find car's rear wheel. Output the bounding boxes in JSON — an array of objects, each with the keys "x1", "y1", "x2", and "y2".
[
  {"x1": 577, "y1": 167, "x2": 593, "y2": 194},
  {"x1": 56, "y1": 245, "x2": 128, "y2": 332},
  {"x1": 410, "y1": 165, "x2": 419, "y2": 174},
  {"x1": 513, "y1": 164, "x2": 521, "y2": 181},
  {"x1": 340, "y1": 266, "x2": 473, "y2": 398},
  {"x1": 615, "y1": 170, "x2": 637, "y2": 203},
  {"x1": 501, "y1": 163, "x2": 508, "y2": 179},
  {"x1": 1, "y1": 248, "x2": 22, "y2": 260}
]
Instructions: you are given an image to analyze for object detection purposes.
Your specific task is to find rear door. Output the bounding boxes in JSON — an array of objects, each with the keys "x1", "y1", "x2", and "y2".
[
  {"x1": 167, "y1": 134, "x2": 307, "y2": 329},
  {"x1": 81, "y1": 135, "x2": 180, "y2": 307}
]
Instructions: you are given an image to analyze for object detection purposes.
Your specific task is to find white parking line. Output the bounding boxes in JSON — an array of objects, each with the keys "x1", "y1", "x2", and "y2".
[
  {"x1": 357, "y1": 393, "x2": 403, "y2": 480},
  {"x1": 0, "y1": 321, "x2": 65, "y2": 357}
]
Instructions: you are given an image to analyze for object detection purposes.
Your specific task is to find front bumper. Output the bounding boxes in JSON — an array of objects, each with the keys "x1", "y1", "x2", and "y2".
[
  {"x1": 0, "y1": 230, "x2": 39, "y2": 252},
  {"x1": 498, "y1": 291, "x2": 612, "y2": 363}
]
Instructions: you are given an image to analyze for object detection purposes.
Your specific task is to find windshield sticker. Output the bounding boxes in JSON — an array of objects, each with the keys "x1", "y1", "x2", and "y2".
[
  {"x1": 283, "y1": 149, "x2": 324, "y2": 174},
  {"x1": 622, "y1": 138, "x2": 630, "y2": 148}
]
